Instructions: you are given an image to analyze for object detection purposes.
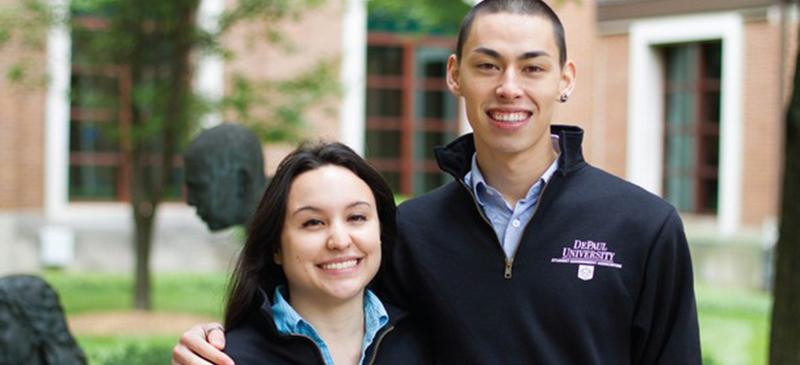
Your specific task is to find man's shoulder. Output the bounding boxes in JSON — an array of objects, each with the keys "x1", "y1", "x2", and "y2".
[
  {"x1": 397, "y1": 181, "x2": 462, "y2": 217},
  {"x1": 575, "y1": 165, "x2": 674, "y2": 211}
]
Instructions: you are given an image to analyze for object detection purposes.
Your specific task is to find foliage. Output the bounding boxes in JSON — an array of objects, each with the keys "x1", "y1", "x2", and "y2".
[
  {"x1": 367, "y1": 0, "x2": 470, "y2": 34},
  {"x1": 77, "y1": 335, "x2": 174, "y2": 365},
  {"x1": 1, "y1": 0, "x2": 337, "y2": 310},
  {"x1": 44, "y1": 271, "x2": 227, "y2": 318},
  {"x1": 223, "y1": 60, "x2": 340, "y2": 143},
  {"x1": 366, "y1": 0, "x2": 580, "y2": 35}
]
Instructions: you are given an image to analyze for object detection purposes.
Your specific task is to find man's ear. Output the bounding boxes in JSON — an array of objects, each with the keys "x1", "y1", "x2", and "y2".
[
  {"x1": 446, "y1": 54, "x2": 462, "y2": 97},
  {"x1": 559, "y1": 59, "x2": 577, "y2": 99}
]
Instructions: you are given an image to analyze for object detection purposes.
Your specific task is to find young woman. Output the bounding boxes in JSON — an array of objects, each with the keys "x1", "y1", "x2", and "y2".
[{"x1": 222, "y1": 142, "x2": 431, "y2": 365}]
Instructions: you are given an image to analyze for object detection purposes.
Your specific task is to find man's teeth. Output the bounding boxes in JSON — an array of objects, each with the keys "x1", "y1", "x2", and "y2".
[
  {"x1": 321, "y1": 260, "x2": 358, "y2": 270},
  {"x1": 491, "y1": 112, "x2": 528, "y2": 122}
]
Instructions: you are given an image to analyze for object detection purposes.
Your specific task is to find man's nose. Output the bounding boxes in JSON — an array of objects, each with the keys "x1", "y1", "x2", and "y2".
[{"x1": 496, "y1": 69, "x2": 523, "y2": 100}]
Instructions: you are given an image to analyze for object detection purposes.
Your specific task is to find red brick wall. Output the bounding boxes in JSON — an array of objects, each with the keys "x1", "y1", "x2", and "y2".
[
  {"x1": 223, "y1": 0, "x2": 344, "y2": 175},
  {"x1": 0, "y1": 11, "x2": 47, "y2": 210},
  {"x1": 740, "y1": 20, "x2": 785, "y2": 226}
]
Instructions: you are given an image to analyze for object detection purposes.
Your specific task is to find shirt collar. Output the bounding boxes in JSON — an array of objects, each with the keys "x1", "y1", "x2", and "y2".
[
  {"x1": 464, "y1": 135, "x2": 561, "y2": 206},
  {"x1": 271, "y1": 286, "x2": 389, "y2": 341}
]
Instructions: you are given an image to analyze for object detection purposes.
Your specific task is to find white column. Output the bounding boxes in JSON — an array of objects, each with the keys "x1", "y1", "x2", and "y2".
[
  {"x1": 195, "y1": 0, "x2": 225, "y2": 128},
  {"x1": 44, "y1": 0, "x2": 71, "y2": 220},
  {"x1": 339, "y1": 0, "x2": 367, "y2": 155}
]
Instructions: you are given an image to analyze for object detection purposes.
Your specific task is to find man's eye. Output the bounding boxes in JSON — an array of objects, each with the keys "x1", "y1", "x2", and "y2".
[
  {"x1": 523, "y1": 65, "x2": 544, "y2": 73},
  {"x1": 477, "y1": 63, "x2": 497, "y2": 71}
]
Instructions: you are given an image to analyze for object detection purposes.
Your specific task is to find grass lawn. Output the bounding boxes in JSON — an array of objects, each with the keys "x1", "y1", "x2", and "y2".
[
  {"x1": 44, "y1": 270, "x2": 227, "y2": 318},
  {"x1": 44, "y1": 271, "x2": 228, "y2": 365},
  {"x1": 696, "y1": 285, "x2": 771, "y2": 365},
  {"x1": 43, "y1": 272, "x2": 771, "y2": 365}
]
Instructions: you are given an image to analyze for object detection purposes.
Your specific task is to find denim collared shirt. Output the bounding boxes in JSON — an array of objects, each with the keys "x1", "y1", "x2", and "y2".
[
  {"x1": 271, "y1": 286, "x2": 389, "y2": 365},
  {"x1": 464, "y1": 147, "x2": 559, "y2": 258}
]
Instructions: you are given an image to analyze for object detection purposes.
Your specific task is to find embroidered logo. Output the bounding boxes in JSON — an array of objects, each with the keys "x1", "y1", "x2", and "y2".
[
  {"x1": 551, "y1": 239, "x2": 622, "y2": 280},
  {"x1": 577, "y1": 265, "x2": 594, "y2": 281}
]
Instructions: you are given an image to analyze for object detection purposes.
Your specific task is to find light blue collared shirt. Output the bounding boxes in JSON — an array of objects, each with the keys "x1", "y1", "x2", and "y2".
[
  {"x1": 464, "y1": 139, "x2": 560, "y2": 258},
  {"x1": 271, "y1": 286, "x2": 389, "y2": 365}
]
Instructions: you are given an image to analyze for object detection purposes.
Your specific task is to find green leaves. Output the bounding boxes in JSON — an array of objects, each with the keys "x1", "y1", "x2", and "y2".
[{"x1": 222, "y1": 59, "x2": 340, "y2": 143}]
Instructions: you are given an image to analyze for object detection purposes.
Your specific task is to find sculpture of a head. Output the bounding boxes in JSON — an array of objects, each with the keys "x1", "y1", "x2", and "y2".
[{"x1": 184, "y1": 124, "x2": 267, "y2": 231}]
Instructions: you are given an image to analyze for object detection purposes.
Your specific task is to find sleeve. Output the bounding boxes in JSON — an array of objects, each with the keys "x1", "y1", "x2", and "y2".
[{"x1": 631, "y1": 209, "x2": 702, "y2": 365}]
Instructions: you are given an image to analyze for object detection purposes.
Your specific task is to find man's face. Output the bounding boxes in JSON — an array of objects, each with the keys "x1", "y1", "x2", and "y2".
[
  {"x1": 447, "y1": 12, "x2": 575, "y2": 158},
  {"x1": 185, "y1": 157, "x2": 242, "y2": 231}
]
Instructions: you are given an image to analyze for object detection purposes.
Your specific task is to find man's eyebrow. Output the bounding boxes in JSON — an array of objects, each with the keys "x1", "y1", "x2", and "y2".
[
  {"x1": 473, "y1": 47, "x2": 501, "y2": 59},
  {"x1": 472, "y1": 47, "x2": 550, "y2": 61},
  {"x1": 519, "y1": 50, "x2": 550, "y2": 60}
]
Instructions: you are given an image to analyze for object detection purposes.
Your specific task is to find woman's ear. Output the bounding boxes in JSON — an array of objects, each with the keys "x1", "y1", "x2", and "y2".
[{"x1": 273, "y1": 251, "x2": 282, "y2": 265}]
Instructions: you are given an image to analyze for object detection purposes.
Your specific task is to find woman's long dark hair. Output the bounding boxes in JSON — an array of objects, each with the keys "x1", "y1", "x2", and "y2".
[{"x1": 224, "y1": 141, "x2": 396, "y2": 329}]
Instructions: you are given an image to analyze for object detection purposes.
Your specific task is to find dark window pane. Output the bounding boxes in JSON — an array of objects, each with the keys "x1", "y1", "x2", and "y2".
[
  {"x1": 414, "y1": 131, "x2": 451, "y2": 160},
  {"x1": 69, "y1": 165, "x2": 118, "y2": 199},
  {"x1": 70, "y1": 74, "x2": 119, "y2": 110},
  {"x1": 704, "y1": 91, "x2": 721, "y2": 123},
  {"x1": 69, "y1": 121, "x2": 118, "y2": 153},
  {"x1": 367, "y1": 46, "x2": 403, "y2": 75},
  {"x1": 419, "y1": 91, "x2": 446, "y2": 119},
  {"x1": 702, "y1": 135, "x2": 719, "y2": 167},
  {"x1": 379, "y1": 171, "x2": 401, "y2": 194},
  {"x1": 702, "y1": 41, "x2": 722, "y2": 79},
  {"x1": 414, "y1": 171, "x2": 450, "y2": 194},
  {"x1": 423, "y1": 60, "x2": 446, "y2": 78},
  {"x1": 365, "y1": 130, "x2": 401, "y2": 159},
  {"x1": 662, "y1": 41, "x2": 721, "y2": 215},
  {"x1": 702, "y1": 179, "x2": 719, "y2": 213},
  {"x1": 366, "y1": 89, "x2": 403, "y2": 117}
]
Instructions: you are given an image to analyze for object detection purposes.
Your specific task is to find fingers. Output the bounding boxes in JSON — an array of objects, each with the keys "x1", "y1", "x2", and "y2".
[
  {"x1": 171, "y1": 323, "x2": 234, "y2": 365},
  {"x1": 204, "y1": 322, "x2": 227, "y2": 350},
  {"x1": 172, "y1": 343, "x2": 213, "y2": 365}
]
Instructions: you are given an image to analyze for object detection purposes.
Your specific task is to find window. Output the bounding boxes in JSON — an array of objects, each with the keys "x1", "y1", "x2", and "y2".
[
  {"x1": 68, "y1": 14, "x2": 184, "y2": 202},
  {"x1": 365, "y1": 33, "x2": 458, "y2": 196},
  {"x1": 662, "y1": 41, "x2": 721, "y2": 214}
]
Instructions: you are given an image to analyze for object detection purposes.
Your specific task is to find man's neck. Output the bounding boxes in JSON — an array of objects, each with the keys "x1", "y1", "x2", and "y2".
[{"x1": 475, "y1": 139, "x2": 558, "y2": 206}]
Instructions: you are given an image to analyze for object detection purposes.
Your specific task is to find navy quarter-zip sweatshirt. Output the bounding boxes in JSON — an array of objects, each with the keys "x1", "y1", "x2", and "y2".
[{"x1": 379, "y1": 125, "x2": 701, "y2": 364}]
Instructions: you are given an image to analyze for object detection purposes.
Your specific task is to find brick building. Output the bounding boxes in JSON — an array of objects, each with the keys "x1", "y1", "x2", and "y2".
[{"x1": 0, "y1": 0, "x2": 796, "y2": 284}]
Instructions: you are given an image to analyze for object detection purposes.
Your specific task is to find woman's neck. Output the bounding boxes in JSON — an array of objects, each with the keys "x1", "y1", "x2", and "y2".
[{"x1": 290, "y1": 292, "x2": 365, "y2": 365}]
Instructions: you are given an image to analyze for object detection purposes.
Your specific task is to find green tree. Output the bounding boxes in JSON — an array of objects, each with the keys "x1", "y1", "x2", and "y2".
[
  {"x1": 0, "y1": 0, "x2": 334, "y2": 310},
  {"x1": 769, "y1": 15, "x2": 800, "y2": 365}
]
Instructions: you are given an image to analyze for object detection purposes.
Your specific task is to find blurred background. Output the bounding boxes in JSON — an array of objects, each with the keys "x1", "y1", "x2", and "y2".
[{"x1": 0, "y1": 0, "x2": 797, "y2": 364}]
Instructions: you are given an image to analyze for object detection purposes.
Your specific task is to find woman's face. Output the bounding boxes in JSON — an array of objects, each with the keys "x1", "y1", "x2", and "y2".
[{"x1": 277, "y1": 165, "x2": 381, "y2": 305}]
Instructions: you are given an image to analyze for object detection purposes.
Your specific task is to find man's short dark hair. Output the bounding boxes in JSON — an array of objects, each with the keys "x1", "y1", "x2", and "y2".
[{"x1": 455, "y1": 0, "x2": 567, "y2": 67}]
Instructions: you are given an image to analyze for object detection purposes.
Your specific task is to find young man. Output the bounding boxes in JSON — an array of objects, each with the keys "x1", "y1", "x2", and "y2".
[{"x1": 171, "y1": 1, "x2": 701, "y2": 364}]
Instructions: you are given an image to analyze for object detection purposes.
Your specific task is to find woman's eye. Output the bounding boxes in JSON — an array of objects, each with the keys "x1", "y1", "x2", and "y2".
[
  {"x1": 301, "y1": 219, "x2": 324, "y2": 228},
  {"x1": 348, "y1": 214, "x2": 367, "y2": 222}
]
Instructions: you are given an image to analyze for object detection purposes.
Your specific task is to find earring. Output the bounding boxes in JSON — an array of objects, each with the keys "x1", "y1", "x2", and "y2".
[{"x1": 559, "y1": 93, "x2": 569, "y2": 103}]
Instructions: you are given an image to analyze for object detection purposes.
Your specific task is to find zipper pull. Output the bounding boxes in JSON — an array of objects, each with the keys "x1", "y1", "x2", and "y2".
[{"x1": 504, "y1": 260, "x2": 513, "y2": 279}]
